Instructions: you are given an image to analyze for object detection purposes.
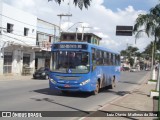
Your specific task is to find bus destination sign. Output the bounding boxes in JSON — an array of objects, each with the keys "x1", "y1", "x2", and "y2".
[{"x1": 53, "y1": 44, "x2": 88, "y2": 49}]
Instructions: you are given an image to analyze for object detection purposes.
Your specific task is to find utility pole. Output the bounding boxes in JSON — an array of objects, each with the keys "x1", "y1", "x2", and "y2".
[
  {"x1": 57, "y1": 14, "x2": 72, "y2": 41},
  {"x1": 81, "y1": 26, "x2": 84, "y2": 41},
  {"x1": 67, "y1": 0, "x2": 71, "y2": 28},
  {"x1": 75, "y1": 27, "x2": 78, "y2": 41}
]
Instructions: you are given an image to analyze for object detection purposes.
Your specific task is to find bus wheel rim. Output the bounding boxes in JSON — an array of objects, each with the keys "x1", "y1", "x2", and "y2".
[
  {"x1": 112, "y1": 79, "x2": 115, "y2": 88},
  {"x1": 95, "y1": 83, "x2": 99, "y2": 94}
]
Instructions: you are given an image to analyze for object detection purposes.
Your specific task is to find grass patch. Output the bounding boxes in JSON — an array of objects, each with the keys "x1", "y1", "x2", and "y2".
[
  {"x1": 151, "y1": 89, "x2": 159, "y2": 92},
  {"x1": 148, "y1": 79, "x2": 157, "y2": 82}
]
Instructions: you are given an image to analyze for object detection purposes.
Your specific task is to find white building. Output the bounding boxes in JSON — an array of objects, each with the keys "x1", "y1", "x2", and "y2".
[
  {"x1": 0, "y1": 1, "x2": 38, "y2": 75},
  {"x1": 35, "y1": 18, "x2": 59, "y2": 70}
]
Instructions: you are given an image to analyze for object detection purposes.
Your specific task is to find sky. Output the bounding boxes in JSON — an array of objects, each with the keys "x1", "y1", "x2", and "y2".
[{"x1": 3, "y1": 0, "x2": 159, "y2": 52}]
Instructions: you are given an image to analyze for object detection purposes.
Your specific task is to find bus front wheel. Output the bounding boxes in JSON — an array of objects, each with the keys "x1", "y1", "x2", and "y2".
[
  {"x1": 61, "y1": 90, "x2": 69, "y2": 94},
  {"x1": 92, "y1": 81, "x2": 100, "y2": 95}
]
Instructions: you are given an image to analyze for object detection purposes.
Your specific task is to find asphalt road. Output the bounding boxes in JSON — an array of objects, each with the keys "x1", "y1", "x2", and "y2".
[{"x1": 0, "y1": 71, "x2": 149, "y2": 120}]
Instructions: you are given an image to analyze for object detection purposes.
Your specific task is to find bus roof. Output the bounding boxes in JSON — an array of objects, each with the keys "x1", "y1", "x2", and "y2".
[{"x1": 53, "y1": 42, "x2": 120, "y2": 55}]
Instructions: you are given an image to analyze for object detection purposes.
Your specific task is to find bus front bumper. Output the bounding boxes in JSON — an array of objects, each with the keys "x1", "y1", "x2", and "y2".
[{"x1": 49, "y1": 80, "x2": 94, "y2": 92}]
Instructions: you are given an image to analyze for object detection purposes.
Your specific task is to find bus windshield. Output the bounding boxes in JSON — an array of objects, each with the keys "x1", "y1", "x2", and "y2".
[{"x1": 52, "y1": 51, "x2": 90, "y2": 73}]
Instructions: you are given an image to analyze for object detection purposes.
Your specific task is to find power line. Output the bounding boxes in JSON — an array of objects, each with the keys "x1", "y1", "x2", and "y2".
[
  {"x1": 0, "y1": 14, "x2": 60, "y2": 31},
  {"x1": 1, "y1": 26, "x2": 58, "y2": 38}
]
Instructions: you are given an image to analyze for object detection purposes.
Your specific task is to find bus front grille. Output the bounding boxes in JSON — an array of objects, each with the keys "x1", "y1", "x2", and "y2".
[{"x1": 55, "y1": 76, "x2": 81, "y2": 80}]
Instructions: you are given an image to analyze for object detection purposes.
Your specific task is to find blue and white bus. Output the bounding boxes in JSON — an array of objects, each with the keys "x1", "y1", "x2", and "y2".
[{"x1": 49, "y1": 42, "x2": 120, "y2": 95}]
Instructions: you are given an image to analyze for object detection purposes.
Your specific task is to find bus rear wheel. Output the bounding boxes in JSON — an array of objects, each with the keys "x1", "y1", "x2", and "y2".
[
  {"x1": 109, "y1": 77, "x2": 116, "y2": 89},
  {"x1": 93, "y1": 81, "x2": 99, "y2": 95}
]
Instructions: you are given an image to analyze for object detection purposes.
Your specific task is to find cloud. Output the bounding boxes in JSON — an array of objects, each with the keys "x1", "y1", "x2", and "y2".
[
  {"x1": 8, "y1": 0, "x2": 35, "y2": 9},
  {"x1": 3, "y1": 0, "x2": 152, "y2": 52}
]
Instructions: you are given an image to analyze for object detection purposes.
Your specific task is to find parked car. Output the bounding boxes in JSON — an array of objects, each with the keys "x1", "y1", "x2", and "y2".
[
  {"x1": 130, "y1": 67, "x2": 138, "y2": 72},
  {"x1": 145, "y1": 67, "x2": 151, "y2": 71},
  {"x1": 121, "y1": 67, "x2": 130, "y2": 71},
  {"x1": 33, "y1": 67, "x2": 50, "y2": 79}
]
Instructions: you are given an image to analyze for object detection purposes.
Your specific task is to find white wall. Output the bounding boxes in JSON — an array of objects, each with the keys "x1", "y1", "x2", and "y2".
[
  {"x1": 0, "y1": 0, "x2": 3, "y2": 75},
  {"x1": 1, "y1": 3, "x2": 37, "y2": 46},
  {"x1": 0, "y1": 1, "x2": 37, "y2": 75}
]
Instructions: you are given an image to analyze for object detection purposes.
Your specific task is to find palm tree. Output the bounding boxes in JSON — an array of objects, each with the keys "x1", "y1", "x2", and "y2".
[
  {"x1": 48, "y1": 0, "x2": 91, "y2": 10},
  {"x1": 133, "y1": 3, "x2": 160, "y2": 80},
  {"x1": 143, "y1": 42, "x2": 153, "y2": 58},
  {"x1": 133, "y1": 3, "x2": 160, "y2": 64}
]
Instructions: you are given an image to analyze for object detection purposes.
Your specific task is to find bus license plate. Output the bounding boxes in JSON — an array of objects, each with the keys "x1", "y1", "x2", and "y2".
[{"x1": 64, "y1": 84, "x2": 70, "y2": 88}]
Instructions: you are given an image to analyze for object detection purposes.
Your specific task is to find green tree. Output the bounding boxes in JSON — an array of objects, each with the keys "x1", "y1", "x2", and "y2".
[
  {"x1": 133, "y1": 3, "x2": 160, "y2": 62},
  {"x1": 48, "y1": 0, "x2": 91, "y2": 10},
  {"x1": 120, "y1": 46, "x2": 139, "y2": 67},
  {"x1": 120, "y1": 50, "x2": 127, "y2": 56},
  {"x1": 143, "y1": 42, "x2": 153, "y2": 58},
  {"x1": 129, "y1": 58, "x2": 134, "y2": 67}
]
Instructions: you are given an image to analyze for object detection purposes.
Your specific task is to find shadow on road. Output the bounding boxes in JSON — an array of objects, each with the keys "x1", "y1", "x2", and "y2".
[
  {"x1": 31, "y1": 88, "x2": 92, "y2": 98},
  {"x1": 118, "y1": 81, "x2": 141, "y2": 85},
  {"x1": 31, "y1": 78, "x2": 48, "y2": 80},
  {"x1": 132, "y1": 90, "x2": 149, "y2": 96},
  {"x1": 100, "y1": 87, "x2": 131, "y2": 96},
  {"x1": 30, "y1": 97, "x2": 90, "y2": 117}
]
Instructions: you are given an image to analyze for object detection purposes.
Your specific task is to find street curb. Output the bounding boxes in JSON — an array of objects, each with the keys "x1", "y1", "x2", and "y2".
[
  {"x1": 0, "y1": 76, "x2": 33, "y2": 81},
  {"x1": 79, "y1": 71, "x2": 151, "y2": 120},
  {"x1": 98, "y1": 71, "x2": 151, "y2": 109}
]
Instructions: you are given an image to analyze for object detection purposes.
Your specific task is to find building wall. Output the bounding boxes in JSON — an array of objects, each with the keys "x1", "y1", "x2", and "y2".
[
  {"x1": 2, "y1": 3, "x2": 37, "y2": 46},
  {"x1": 60, "y1": 33, "x2": 101, "y2": 45},
  {"x1": 0, "y1": 0, "x2": 3, "y2": 75},
  {"x1": 37, "y1": 19, "x2": 59, "y2": 46},
  {"x1": 38, "y1": 58, "x2": 45, "y2": 69},
  {"x1": 0, "y1": 1, "x2": 37, "y2": 75},
  {"x1": 36, "y1": 19, "x2": 59, "y2": 69}
]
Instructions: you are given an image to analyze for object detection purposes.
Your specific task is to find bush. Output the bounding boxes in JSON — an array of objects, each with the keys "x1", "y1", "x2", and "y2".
[{"x1": 148, "y1": 79, "x2": 157, "y2": 82}]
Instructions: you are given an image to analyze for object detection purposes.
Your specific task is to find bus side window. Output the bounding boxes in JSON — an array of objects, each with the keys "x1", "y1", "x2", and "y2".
[
  {"x1": 106, "y1": 52, "x2": 109, "y2": 65},
  {"x1": 116, "y1": 54, "x2": 119, "y2": 66},
  {"x1": 100, "y1": 51, "x2": 104, "y2": 65},
  {"x1": 118, "y1": 55, "x2": 120, "y2": 65},
  {"x1": 96, "y1": 50, "x2": 100, "y2": 65},
  {"x1": 113, "y1": 54, "x2": 115, "y2": 66},
  {"x1": 111, "y1": 53, "x2": 113, "y2": 65},
  {"x1": 108, "y1": 53, "x2": 111, "y2": 65},
  {"x1": 104, "y1": 52, "x2": 107, "y2": 65},
  {"x1": 101, "y1": 51, "x2": 104, "y2": 65},
  {"x1": 92, "y1": 48, "x2": 97, "y2": 70}
]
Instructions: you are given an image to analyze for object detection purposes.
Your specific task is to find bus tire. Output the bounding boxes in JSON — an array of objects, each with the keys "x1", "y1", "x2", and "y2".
[
  {"x1": 109, "y1": 77, "x2": 116, "y2": 89},
  {"x1": 92, "y1": 81, "x2": 100, "y2": 95},
  {"x1": 61, "y1": 90, "x2": 68, "y2": 94}
]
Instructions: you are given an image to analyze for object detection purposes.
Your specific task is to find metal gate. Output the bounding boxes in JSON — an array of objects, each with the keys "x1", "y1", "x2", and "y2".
[{"x1": 3, "y1": 52, "x2": 12, "y2": 74}]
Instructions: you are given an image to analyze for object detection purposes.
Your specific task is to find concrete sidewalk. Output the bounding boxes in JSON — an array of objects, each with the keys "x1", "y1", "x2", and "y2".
[
  {"x1": 81, "y1": 74, "x2": 158, "y2": 120},
  {"x1": 0, "y1": 75, "x2": 33, "y2": 81}
]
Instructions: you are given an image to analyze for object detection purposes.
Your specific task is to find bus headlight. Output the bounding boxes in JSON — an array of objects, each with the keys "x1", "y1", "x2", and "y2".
[
  {"x1": 49, "y1": 78, "x2": 57, "y2": 84},
  {"x1": 42, "y1": 72, "x2": 46, "y2": 76},
  {"x1": 80, "y1": 79, "x2": 90, "y2": 86}
]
